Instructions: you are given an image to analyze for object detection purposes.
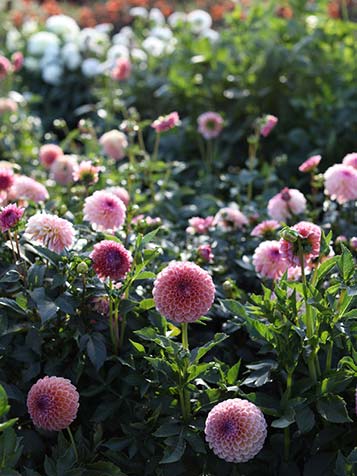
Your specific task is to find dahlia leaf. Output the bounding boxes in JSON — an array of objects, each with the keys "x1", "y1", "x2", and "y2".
[{"x1": 316, "y1": 395, "x2": 352, "y2": 423}]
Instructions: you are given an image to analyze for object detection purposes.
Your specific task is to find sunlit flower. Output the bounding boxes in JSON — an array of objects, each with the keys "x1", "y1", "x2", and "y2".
[
  {"x1": 186, "y1": 216, "x2": 214, "y2": 234},
  {"x1": 39, "y1": 144, "x2": 63, "y2": 168},
  {"x1": 111, "y1": 57, "x2": 132, "y2": 81},
  {"x1": 105, "y1": 186, "x2": 130, "y2": 207},
  {"x1": 25, "y1": 213, "x2": 75, "y2": 253},
  {"x1": 0, "y1": 56, "x2": 12, "y2": 80},
  {"x1": 253, "y1": 240, "x2": 289, "y2": 280},
  {"x1": 324, "y1": 164, "x2": 357, "y2": 204},
  {"x1": 0, "y1": 168, "x2": 15, "y2": 192},
  {"x1": 197, "y1": 112, "x2": 224, "y2": 140},
  {"x1": 280, "y1": 221, "x2": 321, "y2": 267},
  {"x1": 214, "y1": 207, "x2": 248, "y2": 230},
  {"x1": 11, "y1": 175, "x2": 49, "y2": 202},
  {"x1": 260, "y1": 114, "x2": 278, "y2": 137},
  {"x1": 267, "y1": 188, "x2": 306, "y2": 222},
  {"x1": 11, "y1": 51, "x2": 23, "y2": 72},
  {"x1": 198, "y1": 244, "x2": 214, "y2": 263},
  {"x1": 342, "y1": 152, "x2": 357, "y2": 170},
  {"x1": 83, "y1": 190, "x2": 126, "y2": 232},
  {"x1": 251, "y1": 220, "x2": 280, "y2": 238},
  {"x1": 298, "y1": 155, "x2": 321, "y2": 173},
  {"x1": 151, "y1": 112, "x2": 180, "y2": 133},
  {"x1": 50, "y1": 155, "x2": 78, "y2": 186},
  {"x1": 99, "y1": 130, "x2": 128, "y2": 161},
  {"x1": 73, "y1": 160, "x2": 102, "y2": 185},
  {"x1": 0, "y1": 203, "x2": 24, "y2": 233}
]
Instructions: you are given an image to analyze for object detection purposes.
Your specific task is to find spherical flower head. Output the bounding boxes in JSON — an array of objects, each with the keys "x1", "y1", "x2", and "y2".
[
  {"x1": 11, "y1": 175, "x2": 49, "y2": 203},
  {"x1": 50, "y1": 155, "x2": 78, "y2": 186},
  {"x1": 0, "y1": 204, "x2": 24, "y2": 233},
  {"x1": 0, "y1": 98, "x2": 18, "y2": 114},
  {"x1": 151, "y1": 112, "x2": 180, "y2": 133},
  {"x1": 260, "y1": 114, "x2": 278, "y2": 137},
  {"x1": 214, "y1": 207, "x2": 248, "y2": 231},
  {"x1": 99, "y1": 130, "x2": 128, "y2": 161},
  {"x1": 111, "y1": 57, "x2": 132, "y2": 81},
  {"x1": 299, "y1": 155, "x2": 321, "y2": 173},
  {"x1": 27, "y1": 376, "x2": 79, "y2": 432},
  {"x1": 267, "y1": 188, "x2": 306, "y2": 222},
  {"x1": 198, "y1": 244, "x2": 214, "y2": 263},
  {"x1": 251, "y1": 220, "x2": 280, "y2": 238},
  {"x1": 324, "y1": 164, "x2": 357, "y2": 204},
  {"x1": 205, "y1": 398, "x2": 267, "y2": 463},
  {"x1": 90, "y1": 240, "x2": 132, "y2": 282},
  {"x1": 0, "y1": 56, "x2": 12, "y2": 80},
  {"x1": 73, "y1": 160, "x2": 103, "y2": 185},
  {"x1": 342, "y1": 152, "x2": 357, "y2": 170},
  {"x1": 83, "y1": 190, "x2": 126, "y2": 232},
  {"x1": 105, "y1": 186, "x2": 130, "y2": 207},
  {"x1": 153, "y1": 261, "x2": 215, "y2": 323},
  {"x1": 197, "y1": 112, "x2": 224, "y2": 140},
  {"x1": 252, "y1": 240, "x2": 290, "y2": 280},
  {"x1": 0, "y1": 168, "x2": 15, "y2": 191},
  {"x1": 25, "y1": 213, "x2": 75, "y2": 253},
  {"x1": 186, "y1": 216, "x2": 214, "y2": 234},
  {"x1": 39, "y1": 144, "x2": 63, "y2": 168},
  {"x1": 350, "y1": 237, "x2": 357, "y2": 251},
  {"x1": 280, "y1": 221, "x2": 321, "y2": 267},
  {"x1": 11, "y1": 51, "x2": 24, "y2": 72}
]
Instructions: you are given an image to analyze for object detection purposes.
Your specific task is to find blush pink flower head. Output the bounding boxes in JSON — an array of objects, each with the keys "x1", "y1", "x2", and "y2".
[
  {"x1": 83, "y1": 190, "x2": 126, "y2": 232},
  {"x1": 50, "y1": 155, "x2": 78, "y2": 186},
  {"x1": 151, "y1": 112, "x2": 180, "y2": 133},
  {"x1": 267, "y1": 188, "x2": 306, "y2": 222},
  {"x1": 0, "y1": 168, "x2": 15, "y2": 191},
  {"x1": 11, "y1": 52, "x2": 24, "y2": 72},
  {"x1": 186, "y1": 216, "x2": 214, "y2": 234},
  {"x1": 197, "y1": 112, "x2": 224, "y2": 140},
  {"x1": 0, "y1": 98, "x2": 18, "y2": 114},
  {"x1": 298, "y1": 155, "x2": 321, "y2": 173},
  {"x1": 205, "y1": 398, "x2": 267, "y2": 463},
  {"x1": 105, "y1": 186, "x2": 130, "y2": 207},
  {"x1": 251, "y1": 220, "x2": 280, "y2": 238},
  {"x1": 342, "y1": 152, "x2": 357, "y2": 170},
  {"x1": 100, "y1": 130, "x2": 128, "y2": 161},
  {"x1": 27, "y1": 376, "x2": 79, "y2": 432},
  {"x1": 0, "y1": 56, "x2": 12, "y2": 80},
  {"x1": 11, "y1": 175, "x2": 49, "y2": 203},
  {"x1": 153, "y1": 261, "x2": 215, "y2": 323},
  {"x1": 198, "y1": 244, "x2": 214, "y2": 263},
  {"x1": 260, "y1": 114, "x2": 278, "y2": 137},
  {"x1": 0, "y1": 204, "x2": 24, "y2": 233},
  {"x1": 90, "y1": 240, "x2": 132, "y2": 281},
  {"x1": 73, "y1": 161, "x2": 103, "y2": 185},
  {"x1": 324, "y1": 164, "x2": 357, "y2": 204},
  {"x1": 25, "y1": 213, "x2": 75, "y2": 253},
  {"x1": 252, "y1": 240, "x2": 290, "y2": 280},
  {"x1": 280, "y1": 221, "x2": 321, "y2": 267},
  {"x1": 39, "y1": 144, "x2": 63, "y2": 168},
  {"x1": 111, "y1": 57, "x2": 132, "y2": 81},
  {"x1": 214, "y1": 207, "x2": 248, "y2": 231}
]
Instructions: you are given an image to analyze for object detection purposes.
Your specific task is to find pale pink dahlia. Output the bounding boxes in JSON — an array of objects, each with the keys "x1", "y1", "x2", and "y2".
[
  {"x1": 186, "y1": 216, "x2": 214, "y2": 234},
  {"x1": 83, "y1": 190, "x2": 126, "y2": 232},
  {"x1": 50, "y1": 155, "x2": 78, "y2": 186},
  {"x1": 0, "y1": 98, "x2": 17, "y2": 114},
  {"x1": 73, "y1": 161, "x2": 102, "y2": 185},
  {"x1": 111, "y1": 57, "x2": 132, "y2": 81},
  {"x1": 0, "y1": 56, "x2": 11, "y2": 80},
  {"x1": 90, "y1": 240, "x2": 132, "y2": 281},
  {"x1": 197, "y1": 112, "x2": 224, "y2": 140},
  {"x1": 324, "y1": 164, "x2": 357, "y2": 204},
  {"x1": 343, "y1": 152, "x2": 357, "y2": 170},
  {"x1": 214, "y1": 207, "x2": 248, "y2": 231},
  {"x1": 11, "y1": 51, "x2": 23, "y2": 72},
  {"x1": 39, "y1": 144, "x2": 63, "y2": 168},
  {"x1": 298, "y1": 154, "x2": 321, "y2": 173},
  {"x1": 205, "y1": 398, "x2": 267, "y2": 463},
  {"x1": 25, "y1": 213, "x2": 75, "y2": 253},
  {"x1": 0, "y1": 204, "x2": 24, "y2": 233},
  {"x1": 153, "y1": 261, "x2": 215, "y2": 323},
  {"x1": 27, "y1": 376, "x2": 79, "y2": 432},
  {"x1": 0, "y1": 168, "x2": 14, "y2": 191},
  {"x1": 99, "y1": 130, "x2": 128, "y2": 161},
  {"x1": 11, "y1": 175, "x2": 49, "y2": 203},
  {"x1": 151, "y1": 112, "x2": 180, "y2": 133},
  {"x1": 260, "y1": 114, "x2": 278, "y2": 137},
  {"x1": 105, "y1": 186, "x2": 130, "y2": 207},
  {"x1": 251, "y1": 220, "x2": 280, "y2": 238},
  {"x1": 280, "y1": 221, "x2": 321, "y2": 267},
  {"x1": 252, "y1": 240, "x2": 289, "y2": 280},
  {"x1": 267, "y1": 188, "x2": 306, "y2": 222}
]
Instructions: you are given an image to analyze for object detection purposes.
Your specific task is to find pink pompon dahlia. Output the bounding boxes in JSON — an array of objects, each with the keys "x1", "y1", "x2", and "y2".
[
  {"x1": 83, "y1": 190, "x2": 126, "y2": 232},
  {"x1": 198, "y1": 244, "x2": 214, "y2": 263},
  {"x1": 186, "y1": 216, "x2": 214, "y2": 234},
  {"x1": 0, "y1": 204, "x2": 24, "y2": 233},
  {"x1": 153, "y1": 261, "x2": 215, "y2": 323},
  {"x1": 105, "y1": 186, "x2": 130, "y2": 207},
  {"x1": 50, "y1": 155, "x2": 78, "y2": 186},
  {"x1": 280, "y1": 221, "x2": 321, "y2": 267},
  {"x1": 324, "y1": 164, "x2": 357, "y2": 204},
  {"x1": 343, "y1": 152, "x2": 357, "y2": 170},
  {"x1": 251, "y1": 220, "x2": 280, "y2": 238},
  {"x1": 11, "y1": 51, "x2": 24, "y2": 72},
  {"x1": 0, "y1": 168, "x2": 15, "y2": 191},
  {"x1": 11, "y1": 175, "x2": 49, "y2": 203},
  {"x1": 39, "y1": 144, "x2": 63, "y2": 168},
  {"x1": 214, "y1": 207, "x2": 248, "y2": 231},
  {"x1": 197, "y1": 112, "x2": 224, "y2": 140},
  {"x1": 299, "y1": 154, "x2": 321, "y2": 173},
  {"x1": 111, "y1": 57, "x2": 132, "y2": 81},
  {"x1": 27, "y1": 376, "x2": 79, "y2": 432},
  {"x1": 99, "y1": 130, "x2": 128, "y2": 161},
  {"x1": 260, "y1": 114, "x2": 278, "y2": 137},
  {"x1": 0, "y1": 56, "x2": 12, "y2": 80},
  {"x1": 252, "y1": 240, "x2": 289, "y2": 280},
  {"x1": 90, "y1": 240, "x2": 132, "y2": 281},
  {"x1": 151, "y1": 112, "x2": 180, "y2": 133},
  {"x1": 267, "y1": 188, "x2": 306, "y2": 222},
  {"x1": 73, "y1": 160, "x2": 103, "y2": 185},
  {"x1": 25, "y1": 213, "x2": 75, "y2": 253},
  {"x1": 205, "y1": 398, "x2": 267, "y2": 463}
]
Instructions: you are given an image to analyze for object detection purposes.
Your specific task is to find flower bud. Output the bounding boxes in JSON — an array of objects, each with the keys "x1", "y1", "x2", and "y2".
[
  {"x1": 279, "y1": 227, "x2": 299, "y2": 243},
  {"x1": 76, "y1": 262, "x2": 88, "y2": 274}
]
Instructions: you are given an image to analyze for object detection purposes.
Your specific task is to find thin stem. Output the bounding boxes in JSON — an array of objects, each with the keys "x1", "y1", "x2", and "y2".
[
  {"x1": 181, "y1": 323, "x2": 189, "y2": 351},
  {"x1": 7, "y1": 231, "x2": 17, "y2": 262},
  {"x1": 325, "y1": 340, "x2": 333, "y2": 373},
  {"x1": 149, "y1": 133, "x2": 160, "y2": 202},
  {"x1": 66, "y1": 427, "x2": 78, "y2": 462},
  {"x1": 284, "y1": 370, "x2": 293, "y2": 461},
  {"x1": 119, "y1": 314, "x2": 126, "y2": 351},
  {"x1": 108, "y1": 281, "x2": 116, "y2": 352}
]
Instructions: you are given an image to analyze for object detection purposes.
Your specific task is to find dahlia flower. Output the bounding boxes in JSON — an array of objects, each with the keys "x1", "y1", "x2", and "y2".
[
  {"x1": 253, "y1": 240, "x2": 289, "y2": 280},
  {"x1": 39, "y1": 144, "x2": 63, "y2": 168},
  {"x1": 350, "y1": 237, "x2": 357, "y2": 250},
  {"x1": 198, "y1": 244, "x2": 214, "y2": 263},
  {"x1": 0, "y1": 56, "x2": 11, "y2": 80},
  {"x1": 186, "y1": 216, "x2": 214, "y2": 234},
  {"x1": 0, "y1": 204, "x2": 24, "y2": 233},
  {"x1": 0, "y1": 98, "x2": 17, "y2": 114},
  {"x1": 105, "y1": 186, "x2": 130, "y2": 207},
  {"x1": 92, "y1": 295, "x2": 110, "y2": 316},
  {"x1": 83, "y1": 190, "x2": 126, "y2": 232},
  {"x1": 342, "y1": 153, "x2": 357, "y2": 170},
  {"x1": 251, "y1": 220, "x2": 280, "y2": 238},
  {"x1": 280, "y1": 221, "x2": 321, "y2": 267},
  {"x1": 153, "y1": 261, "x2": 215, "y2": 323},
  {"x1": 197, "y1": 112, "x2": 224, "y2": 140},
  {"x1": 11, "y1": 51, "x2": 23, "y2": 72},
  {"x1": 11, "y1": 175, "x2": 49, "y2": 203},
  {"x1": 0, "y1": 168, "x2": 14, "y2": 191},
  {"x1": 27, "y1": 376, "x2": 79, "y2": 431},
  {"x1": 73, "y1": 160, "x2": 102, "y2": 185},
  {"x1": 50, "y1": 155, "x2": 78, "y2": 186},
  {"x1": 267, "y1": 188, "x2": 306, "y2": 222},
  {"x1": 151, "y1": 112, "x2": 180, "y2": 133},
  {"x1": 25, "y1": 213, "x2": 75, "y2": 253},
  {"x1": 205, "y1": 398, "x2": 267, "y2": 463},
  {"x1": 99, "y1": 130, "x2": 128, "y2": 161},
  {"x1": 90, "y1": 240, "x2": 132, "y2": 281},
  {"x1": 260, "y1": 114, "x2": 278, "y2": 137},
  {"x1": 324, "y1": 164, "x2": 357, "y2": 204},
  {"x1": 298, "y1": 155, "x2": 321, "y2": 173},
  {"x1": 111, "y1": 57, "x2": 132, "y2": 81},
  {"x1": 214, "y1": 207, "x2": 248, "y2": 231}
]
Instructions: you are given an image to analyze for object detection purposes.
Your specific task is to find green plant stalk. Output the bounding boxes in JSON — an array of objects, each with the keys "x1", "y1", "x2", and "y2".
[
  {"x1": 284, "y1": 369, "x2": 293, "y2": 461},
  {"x1": 149, "y1": 133, "x2": 161, "y2": 201},
  {"x1": 181, "y1": 323, "x2": 189, "y2": 351},
  {"x1": 247, "y1": 129, "x2": 260, "y2": 201},
  {"x1": 7, "y1": 230, "x2": 16, "y2": 263},
  {"x1": 66, "y1": 427, "x2": 78, "y2": 462},
  {"x1": 325, "y1": 340, "x2": 333, "y2": 373},
  {"x1": 108, "y1": 281, "x2": 116, "y2": 353},
  {"x1": 181, "y1": 323, "x2": 191, "y2": 422}
]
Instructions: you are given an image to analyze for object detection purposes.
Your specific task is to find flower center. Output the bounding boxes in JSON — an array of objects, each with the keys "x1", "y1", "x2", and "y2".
[
  {"x1": 36, "y1": 394, "x2": 51, "y2": 412},
  {"x1": 177, "y1": 280, "x2": 192, "y2": 297},
  {"x1": 221, "y1": 419, "x2": 237, "y2": 436}
]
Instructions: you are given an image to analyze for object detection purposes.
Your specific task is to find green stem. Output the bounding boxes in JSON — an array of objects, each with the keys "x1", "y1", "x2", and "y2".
[
  {"x1": 149, "y1": 133, "x2": 160, "y2": 202},
  {"x1": 66, "y1": 427, "x2": 78, "y2": 462},
  {"x1": 108, "y1": 281, "x2": 116, "y2": 352},
  {"x1": 119, "y1": 314, "x2": 126, "y2": 351},
  {"x1": 181, "y1": 323, "x2": 191, "y2": 421},
  {"x1": 181, "y1": 323, "x2": 189, "y2": 350},
  {"x1": 325, "y1": 340, "x2": 333, "y2": 373},
  {"x1": 284, "y1": 370, "x2": 293, "y2": 461},
  {"x1": 7, "y1": 230, "x2": 16, "y2": 262}
]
